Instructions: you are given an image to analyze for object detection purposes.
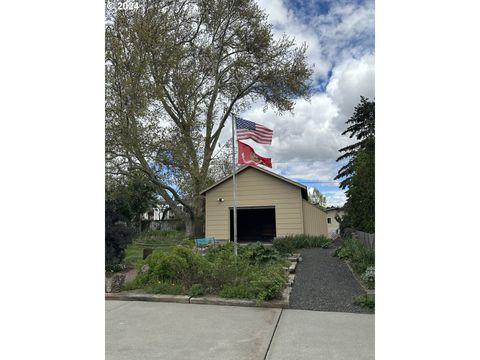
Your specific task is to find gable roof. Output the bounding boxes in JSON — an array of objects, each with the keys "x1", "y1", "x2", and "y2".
[{"x1": 200, "y1": 165, "x2": 308, "y2": 200}]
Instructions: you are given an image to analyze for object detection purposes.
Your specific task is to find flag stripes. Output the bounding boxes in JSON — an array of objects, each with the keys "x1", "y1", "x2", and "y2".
[{"x1": 235, "y1": 116, "x2": 273, "y2": 144}]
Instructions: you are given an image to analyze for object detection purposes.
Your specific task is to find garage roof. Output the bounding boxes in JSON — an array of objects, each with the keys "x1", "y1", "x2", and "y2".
[{"x1": 200, "y1": 165, "x2": 309, "y2": 200}]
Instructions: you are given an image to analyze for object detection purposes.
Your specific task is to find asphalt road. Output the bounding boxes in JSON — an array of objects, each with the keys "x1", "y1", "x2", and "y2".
[{"x1": 106, "y1": 301, "x2": 374, "y2": 360}]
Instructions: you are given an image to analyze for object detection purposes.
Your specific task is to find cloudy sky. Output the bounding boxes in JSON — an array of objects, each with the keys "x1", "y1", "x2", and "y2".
[{"x1": 220, "y1": 0, "x2": 375, "y2": 207}]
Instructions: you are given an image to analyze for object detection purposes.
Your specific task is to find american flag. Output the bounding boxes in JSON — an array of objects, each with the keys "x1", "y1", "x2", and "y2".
[{"x1": 235, "y1": 117, "x2": 273, "y2": 144}]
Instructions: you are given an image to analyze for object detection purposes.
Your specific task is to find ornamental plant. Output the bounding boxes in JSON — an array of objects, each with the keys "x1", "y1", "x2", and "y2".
[{"x1": 361, "y1": 266, "x2": 375, "y2": 289}]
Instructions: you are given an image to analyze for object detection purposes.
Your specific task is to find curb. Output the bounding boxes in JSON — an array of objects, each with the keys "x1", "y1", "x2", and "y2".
[
  {"x1": 106, "y1": 286, "x2": 291, "y2": 309},
  {"x1": 106, "y1": 293, "x2": 190, "y2": 303}
]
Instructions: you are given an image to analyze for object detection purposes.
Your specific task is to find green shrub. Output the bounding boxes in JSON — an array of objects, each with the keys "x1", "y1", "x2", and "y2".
[
  {"x1": 334, "y1": 238, "x2": 375, "y2": 275},
  {"x1": 220, "y1": 284, "x2": 254, "y2": 299},
  {"x1": 240, "y1": 242, "x2": 281, "y2": 265},
  {"x1": 105, "y1": 263, "x2": 126, "y2": 273},
  {"x1": 361, "y1": 266, "x2": 375, "y2": 289},
  {"x1": 247, "y1": 263, "x2": 288, "y2": 301},
  {"x1": 353, "y1": 294, "x2": 375, "y2": 309},
  {"x1": 134, "y1": 245, "x2": 209, "y2": 288},
  {"x1": 128, "y1": 243, "x2": 288, "y2": 301},
  {"x1": 272, "y1": 237, "x2": 295, "y2": 254},
  {"x1": 144, "y1": 282, "x2": 185, "y2": 295},
  {"x1": 188, "y1": 284, "x2": 207, "y2": 297},
  {"x1": 273, "y1": 235, "x2": 331, "y2": 253},
  {"x1": 219, "y1": 264, "x2": 287, "y2": 302},
  {"x1": 290, "y1": 234, "x2": 331, "y2": 249},
  {"x1": 105, "y1": 199, "x2": 135, "y2": 266},
  {"x1": 206, "y1": 243, "x2": 251, "y2": 290}
]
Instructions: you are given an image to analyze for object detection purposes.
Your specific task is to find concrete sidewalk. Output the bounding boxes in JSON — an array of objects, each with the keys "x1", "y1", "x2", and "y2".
[
  {"x1": 266, "y1": 309, "x2": 374, "y2": 360},
  {"x1": 106, "y1": 301, "x2": 374, "y2": 360}
]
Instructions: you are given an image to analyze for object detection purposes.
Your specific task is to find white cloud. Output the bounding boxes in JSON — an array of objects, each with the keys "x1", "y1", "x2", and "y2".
[
  {"x1": 257, "y1": 0, "x2": 374, "y2": 82},
  {"x1": 215, "y1": 1, "x2": 375, "y2": 208},
  {"x1": 323, "y1": 189, "x2": 347, "y2": 207},
  {"x1": 326, "y1": 53, "x2": 375, "y2": 123}
]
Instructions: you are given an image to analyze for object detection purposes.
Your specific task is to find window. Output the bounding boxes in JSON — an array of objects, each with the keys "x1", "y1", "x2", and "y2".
[{"x1": 327, "y1": 218, "x2": 331, "y2": 224}]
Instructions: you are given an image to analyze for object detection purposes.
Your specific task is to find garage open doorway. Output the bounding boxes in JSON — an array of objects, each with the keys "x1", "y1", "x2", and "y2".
[{"x1": 229, "y1": 207, "x2": 276, "y2": 242}]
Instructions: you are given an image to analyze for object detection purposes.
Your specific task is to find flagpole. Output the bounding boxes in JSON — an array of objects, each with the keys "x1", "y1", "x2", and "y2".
[{"x1": 231, "y1": 113, "x2": 238, "y2": 256}]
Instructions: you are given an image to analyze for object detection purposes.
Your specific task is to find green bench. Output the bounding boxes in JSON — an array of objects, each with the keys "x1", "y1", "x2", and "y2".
[{"x1": 194, "y1": 237, "x2": 217, "y2": 249}]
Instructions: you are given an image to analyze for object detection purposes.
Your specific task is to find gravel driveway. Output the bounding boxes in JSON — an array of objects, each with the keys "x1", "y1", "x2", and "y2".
[{"x1": 289, "y1": 248, "x2": 374, "y2": 314}]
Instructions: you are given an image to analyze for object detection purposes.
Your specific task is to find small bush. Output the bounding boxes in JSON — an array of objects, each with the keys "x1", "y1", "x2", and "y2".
[
  {"x1": 240, "y1": 242, "x2": 281, "y2": 265},
  {"x1": 219, "y1": 263, "x2": 287, "y2": 302},
  {"x1": 334, "y1": 238, "x2": 375, "y2": 275},
  {"x1": 134, "y1": 245, "x2": 209, "y2": 288},
  {"x1": 105, "y1": 263, "x2": 126, "y2": 273},
  {"x1": 272, "y1": 237, "x2": 295, "y2": 255},
  {"x1": 188, "y1": 284, "x2": 207, "y2": 297},
  {"x1": 247, "y1": 263, "x2": 288, "y2": 301},
  {"x1": 144, "y1": 282, "x2": 185, "y2": 295},
  {"x1": 273, "y1": 235, "x2": 331, "y2": 253},
  {"x1": 361, "y1": 266, "x2": 375, "y2": 289},
  {"x1": 220, "y1": 284, "x2": 254, "y2": 299},
  {"x1": 353, "y1": 294, "x2": 375, "y2": 309},
  {"x1": 290, "y1": 234, "x2": 331, "y2": 249},
  {"x1": 105, "y1": 200, "x2": 135, "y2": 266}
]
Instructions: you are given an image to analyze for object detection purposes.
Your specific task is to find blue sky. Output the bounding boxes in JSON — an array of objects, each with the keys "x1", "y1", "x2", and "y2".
[{"x1": 219, "y1": 0, "x2": 375, "y2": 207}]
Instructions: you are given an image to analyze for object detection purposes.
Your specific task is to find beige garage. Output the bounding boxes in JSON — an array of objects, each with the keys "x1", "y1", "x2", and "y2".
[{"x1": 201, "y1": 165, "x2": 328, "y2": 242}]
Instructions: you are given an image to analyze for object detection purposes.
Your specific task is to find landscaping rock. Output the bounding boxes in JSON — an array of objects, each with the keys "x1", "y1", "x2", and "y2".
[
  {"x1": 288, "y1": 274, "x2": 295, "y2": 287},
  {"x1": 288, "y1": 263, "x2": 296, "y2": 274},
  {"x1": 140, "y1": 264, "x2": 150, "y2": 274},
  {"x1": 110, "y1": 274, "x2": 126, "y2": 293},
  {"x1": 289, "y1": 248, "x2": 373, "y2": 314}
]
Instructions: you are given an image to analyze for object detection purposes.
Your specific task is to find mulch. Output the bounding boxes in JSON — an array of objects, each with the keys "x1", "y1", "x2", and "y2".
[{"x1": 289, "y1": 247, "x2": 374, "y2": 314}]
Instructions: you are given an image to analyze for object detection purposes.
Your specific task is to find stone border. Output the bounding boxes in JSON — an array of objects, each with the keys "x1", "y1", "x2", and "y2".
[{"x1": 106, "y1": 257, "x2": 298, "y2": 308}]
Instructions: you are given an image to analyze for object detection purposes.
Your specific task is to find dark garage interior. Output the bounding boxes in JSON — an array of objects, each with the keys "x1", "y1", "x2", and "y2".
[{"x1": 229, "y1": 207, "x2": 276, "y2": 242}]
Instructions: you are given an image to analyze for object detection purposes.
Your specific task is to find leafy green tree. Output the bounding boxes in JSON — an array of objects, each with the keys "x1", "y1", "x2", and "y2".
[
  {"x1": 106, "y1": 172, "x2": 158, "y2": 231},
  {"x1": 105, "y1": 0, "x2": 312, "y2": 236},
  {"x1": 335, "y1": 97, "x2": 375, "y2": 232},
  {"x1": 308, "y1": 187, "x2": 326, "y2": 209}
]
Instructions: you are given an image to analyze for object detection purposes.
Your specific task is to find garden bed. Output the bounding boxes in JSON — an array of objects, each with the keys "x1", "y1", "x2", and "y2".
[
  {"x1": 332, "y1": 238, "x2": 375, "y2": 309},
  {"x1": 114, "y1": 242, "x2": 298, "y2": 305}
]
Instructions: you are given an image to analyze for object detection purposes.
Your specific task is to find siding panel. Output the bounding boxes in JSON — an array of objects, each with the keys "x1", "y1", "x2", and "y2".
[
  {"x1": 302, "y1": 200, "x2": 328, "y2": 236},
  {"x1": 205, "y1": 167, "x2": 304, "y2": 240}
]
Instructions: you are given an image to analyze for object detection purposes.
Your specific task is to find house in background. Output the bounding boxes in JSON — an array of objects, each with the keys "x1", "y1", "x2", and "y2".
[
  {"x1": 325, "y1": 206, "x2": 345, "y2": 238},
  {"x1": 142, "y1": 204, "x2": 179, "y2": 221},
  {"x1": 200, "y1": 165, "x2": 328, "y2": 242}
]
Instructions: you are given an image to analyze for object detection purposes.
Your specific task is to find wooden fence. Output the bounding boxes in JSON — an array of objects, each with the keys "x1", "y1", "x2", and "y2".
[{"x1": 344, "y1": 228, "x2": 375, "y2": 249}]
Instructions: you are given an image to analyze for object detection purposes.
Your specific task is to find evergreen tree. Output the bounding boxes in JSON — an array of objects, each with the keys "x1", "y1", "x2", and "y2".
[
  {"x1": 334, "y1": 96, "x2": 375, "y2": 189},
  {"x1": 335, "y1": 96, "x2": 375, "y2": 232}
]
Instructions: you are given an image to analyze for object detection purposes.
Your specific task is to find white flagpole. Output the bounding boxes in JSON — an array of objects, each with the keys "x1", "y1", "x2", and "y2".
[{"x1": 231, "y1": 113, "x2": 238, "y2": 256}]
